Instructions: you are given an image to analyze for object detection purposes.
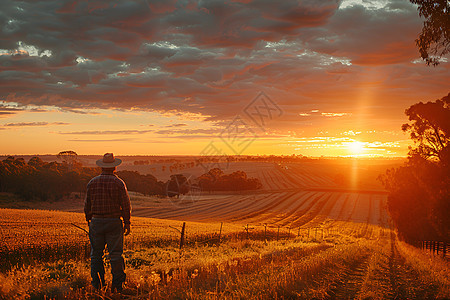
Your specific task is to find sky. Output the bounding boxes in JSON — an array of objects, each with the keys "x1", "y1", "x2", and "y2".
[{"x1": 0, "y1": 0, "x2": 448, "y2": 157}]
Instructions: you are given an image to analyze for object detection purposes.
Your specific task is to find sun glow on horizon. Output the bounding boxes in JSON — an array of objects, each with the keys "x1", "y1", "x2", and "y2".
[{"x1": 348, "y1": 141, "x2": 365, "y2": 156}]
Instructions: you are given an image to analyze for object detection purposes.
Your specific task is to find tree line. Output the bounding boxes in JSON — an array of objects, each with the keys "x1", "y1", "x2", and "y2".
[
  {"x1": 0, "y1": 157, "x2": 262, "y2": 201},
  {"x1": 0, "y1": 156, "x2": 98, "y2": 201},
  {"x1": 197, "y1": 168, "x2": 262, "y2": 192}
]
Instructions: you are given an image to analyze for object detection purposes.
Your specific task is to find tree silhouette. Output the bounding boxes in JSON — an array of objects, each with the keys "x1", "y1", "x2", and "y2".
[
  {"x1": 410, "y1": 0, "x2": 450, "y2": 66},
  {"x1": 28, "y1": 156, "x2": 45, "y2": 169},
  {"x1": 0, "y1": 155, "x2": 99, "y2": 201},
  {"x1": 116, "y1": 170, "x2": 164, "y2": 196},
  {"x1": 166, "y1": 174, "x2": 190, "y2": 198},
  {"x1": 379, "y1": 93, "x2": 450, "y2": 243},
  {"x1": 402, "y1": 92, "x2": 450, "y2": 162},
  {"x1": 0, "y1": 156, "x2": 174, "y2": 200},
  {"x1": 57, "y1": 150, "x2": 79, "y2": 171},
  {"x1": 197, "y1": 168, "x2": 262, "y2": 191}
]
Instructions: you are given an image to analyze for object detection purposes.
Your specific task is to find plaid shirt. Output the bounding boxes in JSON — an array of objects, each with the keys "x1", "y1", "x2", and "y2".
[{"x1": 84, "y1": 171, "x2": 131, "y2": 224}]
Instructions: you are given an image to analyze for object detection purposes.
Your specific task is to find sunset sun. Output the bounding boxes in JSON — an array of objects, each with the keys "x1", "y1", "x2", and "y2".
[{"x1": 348, "y1": 141, "x2": 365, "y2": 155}]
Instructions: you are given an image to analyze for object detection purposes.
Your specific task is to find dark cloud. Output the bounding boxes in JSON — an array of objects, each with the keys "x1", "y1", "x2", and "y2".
[
  {"x1": 0, "y1": 107, "x2": 23, "y2": 112},
  {"x1": 165, "y1": 123, "x2": 187, "y2": 127},
  {"x1": 0, "y1": 0, "x2": 448, "y2": 132},
  {"x1": 155, "y1": 128, "x2": 223, "y2": 135},
  {"x1": 161, "y1": 0, "x2": 340, "y2": 47},
  {"x1": 305, "y1": 3, "x2": 422, "y2": 65},
  {"x1": 3, "y1": 121, "x2": 69, "y2": 126},
  {"x1": 156, "y1": 134, "x2": 219, "y2": 139},
  {"x1": 56, "y1": 108, "x2": 102, "y2": 114},
  {"x1": 67, "y1": 138, "x2": 179, "y2": 143},
  {"x1": 0, "y1": 104, "x2": 48, "y2": 118},
  {"x1": 0, "y1": 107, "x2": 21, "y2": 117},
  {"x1": 67, "y1": 138, "x2": 135, "y2": 142},
  {"x1": 59, "y1": 129, "x2": 153, "y2": 135}
]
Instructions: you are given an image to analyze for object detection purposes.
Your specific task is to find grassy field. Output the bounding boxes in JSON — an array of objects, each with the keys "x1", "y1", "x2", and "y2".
[
  {"x1": 0, "y1": 159, "x2": 448, "y2": 299},
  {"x1": 0, "y1": 208, "x2": 448, "y2": 299}
]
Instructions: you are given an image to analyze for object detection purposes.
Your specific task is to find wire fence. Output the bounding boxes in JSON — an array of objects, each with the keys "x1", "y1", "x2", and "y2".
[
  {"x1": 0, "y1": 220, "x2": 391, "y2": 272},
  {"x1": 421, "y1": 241, "x2": 448, "y2": 259}
]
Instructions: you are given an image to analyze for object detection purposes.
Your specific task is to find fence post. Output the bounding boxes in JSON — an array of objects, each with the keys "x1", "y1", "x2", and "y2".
[
  {"x1": 218, "y1": 222, "x2": 223, "y2": 245},
  {"x1": 308, "y1": 228, "x2": 310, "y2": 238},
  {"x1": 245, "y1": 224, "x2": 249, "y2": 240},
  {"x1": 315, "y1": 228, "x2": 317, "y2": 240},
  {"x1": 288, "y1": 227, "x2": 291, "y2": 239},
  {"x1": 297, "y1": 227, "x2": 300, "y2": 238},
  {"x1": 264, "y1": 224, "x2": 267, "y2": 241},
  {"x1": 179, "y1": 222, "x2": 186, "y2": 249},
  {"x1": 277, "y1": 226, "x2": 280, "y2": 241},
  {"x1": 444, "y1": 243, "x2": 447, "y2": 258}
]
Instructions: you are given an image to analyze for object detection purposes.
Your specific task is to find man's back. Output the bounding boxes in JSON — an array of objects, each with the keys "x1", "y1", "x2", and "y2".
[{"x1": 85, "y1": 173, "x2": 131, "y2": 222}]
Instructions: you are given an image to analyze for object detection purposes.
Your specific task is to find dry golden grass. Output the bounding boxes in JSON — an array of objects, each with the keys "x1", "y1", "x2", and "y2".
[
  {"x1": 1, "y1": 208, "x2": 448, "y2": 300},
  {"x1": 396, "y1": 239, "x2": 450, "y2": 298}
]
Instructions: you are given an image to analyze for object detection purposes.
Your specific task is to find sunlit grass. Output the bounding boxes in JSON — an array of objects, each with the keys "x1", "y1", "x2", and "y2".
[{"x1": 1, "y1": 209, "x2": 448, "y2": 299}]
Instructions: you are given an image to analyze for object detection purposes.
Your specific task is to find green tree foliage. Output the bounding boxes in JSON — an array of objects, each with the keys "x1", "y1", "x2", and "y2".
[
  {"x1": 379, "y1": 93, "x2": 450, "y2": 243},
  {"x1": 198, "y1": 168, "x2": 262, "y2": 191},
  {"x1": 410, "y1": 0, "x2": 450, "y2": 66}
]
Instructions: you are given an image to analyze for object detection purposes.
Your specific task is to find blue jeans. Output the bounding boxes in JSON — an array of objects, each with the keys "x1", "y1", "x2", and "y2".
[{"x1": 88, "y1": 218, "x2": 126, "y2": 289}]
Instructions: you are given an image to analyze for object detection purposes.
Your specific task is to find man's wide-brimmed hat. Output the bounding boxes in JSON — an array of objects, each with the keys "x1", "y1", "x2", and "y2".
[{"x1": 96, "y1": 153, "x2": 122, "y2": 168}]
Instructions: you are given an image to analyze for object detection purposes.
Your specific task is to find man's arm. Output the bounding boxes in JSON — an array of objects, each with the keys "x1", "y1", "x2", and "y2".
[
  {"x1": 84, "y1": 182, "x2": 92, "y2": 225},
  {"x1": 119, "y1": 181, "x2": 131, "y2": 235}
]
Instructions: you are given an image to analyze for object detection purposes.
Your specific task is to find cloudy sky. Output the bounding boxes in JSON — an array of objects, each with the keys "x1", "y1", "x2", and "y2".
[{"x1": 0, "y1": 0, "x2": 448, "y2": 156}]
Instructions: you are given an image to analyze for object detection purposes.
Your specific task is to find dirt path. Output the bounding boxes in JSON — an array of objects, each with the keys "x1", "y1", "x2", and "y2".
[
  {"x1": 328, "y1": 230, "x2": 444, "y2": 300},
  {"x1": 385, "y1": 231, "x2": 438, "y2": 299},
  {"x1": 325, "y1": 254, "x2": 371, "y2": 299},
  {"x1": 388, "y1": 230, "x2": 405, "y2": 298}
]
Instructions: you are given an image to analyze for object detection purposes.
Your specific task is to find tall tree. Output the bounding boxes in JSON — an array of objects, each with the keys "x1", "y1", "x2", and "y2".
[
  {"x1": 402, "y1": 92, "x2": 450, "y2": 163},
  {"x1": 410, "y1": 0, "x2": 450, "y2": 66},
  {"x1": 380, "y1": 93, "x2": 450, "y2": 242}
]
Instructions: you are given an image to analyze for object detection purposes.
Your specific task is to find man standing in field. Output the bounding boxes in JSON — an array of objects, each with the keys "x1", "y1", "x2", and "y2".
[{"x1": 84, "y1": 153, "x2": 131, "y2": 292}]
